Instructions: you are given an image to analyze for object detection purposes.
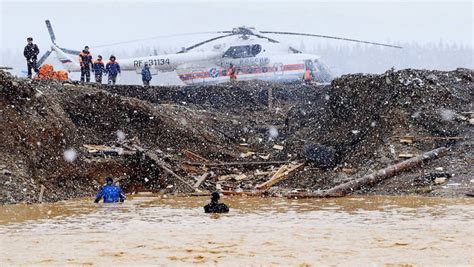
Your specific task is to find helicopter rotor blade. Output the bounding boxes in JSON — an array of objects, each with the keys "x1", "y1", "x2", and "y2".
[
  {"x1": 45, "y1": 20, "x2": 56, "y2": 44},
  {"x1": 260, "y1": 31, "x2": 402, "y2": 48},
  {"x1": 57, "y1": 47, "x2": 81, "y2": 55},
  {"x1": 37, "y1": 50, "x2": 52, "y2": 67},
  {"x1": 253, "y1": 33, "x2": 279, "y2": 43},
  {"x1": 177, "y1": 34, "x2": 235, "y2": 53},
  {"x1": 91, "y1": 32, "x2": 227, "y2": 48},
  {"x1": 289, "y1": 47, "x2": 302, "y2": 53}
]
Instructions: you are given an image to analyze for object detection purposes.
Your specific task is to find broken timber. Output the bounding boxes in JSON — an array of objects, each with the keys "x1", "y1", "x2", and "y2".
[
  {"x1": 256, "y1": 162, "x2": 305, "y2": 190},
  {"x1": 184, "y1": 160, "x2": 291, "y2": 167},
  {"x1": 221, "y1": 190, "x2": 263, "y2": 197},
  {"x1": 395, "y1": 136, "x2": 466, "y2": 143},
  {"x1": 38, "y1": 185, "x2": 46, "y2": 203},
  {"x1": 193, "y1": 172, "x2": 209, "y2": 189},
  {"x1": 128, "y1": 144, "x2": 195, "y2": 192},
  {"x1": 287, "y1": 147, "x2": 447, "y2": 198},
  {"x1": 183, "y1": 150, "x2": 209, "y2": 162}
]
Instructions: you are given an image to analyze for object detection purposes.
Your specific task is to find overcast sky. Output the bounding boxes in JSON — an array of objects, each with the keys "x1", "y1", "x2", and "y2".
[{"x1": 1, "y1": 0, "x2": 472, "y2": 57}]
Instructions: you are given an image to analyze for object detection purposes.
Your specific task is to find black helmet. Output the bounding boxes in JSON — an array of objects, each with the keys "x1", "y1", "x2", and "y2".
[
  {"x1": 27, "y1": 37, "x2": 33, "y2": 41},
  {"x1": 211, "y1": 191, "x2": 220, "y2": 201},
  {"x1": 105, "y1": 177, "x2": 113, "y2": 184}
]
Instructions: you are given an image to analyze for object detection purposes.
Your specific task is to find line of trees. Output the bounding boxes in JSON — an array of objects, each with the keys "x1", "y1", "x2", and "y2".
[{"x1": 300, "y1": 41, "x2": 473, "y2": 76}]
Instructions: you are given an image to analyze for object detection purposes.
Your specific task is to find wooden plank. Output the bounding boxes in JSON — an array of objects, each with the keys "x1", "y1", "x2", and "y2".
[
  {"x1": 399, "y1": 153, "x2": 416, "y2": 159},
  {"x1": 83, "y1": 144, "x2": 113, "y2": 153},
  {"x1": 394, "y1": 136, "x2": 466, "y2": 141},
  {"x1": 221, "y1": 190, "x2": 263, "y2": 197},
  {"x1": 183, "y1": 150, "x2": 209, "y2": 162},
  {"x1": 273, "y1": 144, "x2": 284, "y2": 150},
  {"x1": 399, "y1": 137, "x2": 414, "y2": 144},
  {"x1": 193, "y1": 172, "x2": 209, "y2": 189},
  {"x1": 218, "y1": 174, "x2": 248, "y2": 181},
  {"x1": 184, "y1": 160, "x2": 290, "y2": 167},
  {"x1": 240, "y1": 151, "x2": 255, "y2": 158},
  {"x1": 38, "y1": 185, "x2": 45, "y2": 203},
  {"x1": 256, "y1": 163, "x2": 305, "y2": 190},
  {"x1": 83, "y1": 144, "x2": 133, "y2": 156}
]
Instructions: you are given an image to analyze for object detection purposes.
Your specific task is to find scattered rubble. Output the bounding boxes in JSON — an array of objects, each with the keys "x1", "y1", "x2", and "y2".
[{"x1": 0, "y1": 68, "x2": 472, "y2": 204}]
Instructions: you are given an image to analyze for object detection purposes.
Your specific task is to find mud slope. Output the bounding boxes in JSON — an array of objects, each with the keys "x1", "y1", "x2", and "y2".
[{"x1": 0, "y1": 68, "x2": 472, "y2": 204}]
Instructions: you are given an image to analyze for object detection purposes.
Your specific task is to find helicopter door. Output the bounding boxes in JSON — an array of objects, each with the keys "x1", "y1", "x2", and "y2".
[
  {"x1": 273, "y1": 63, "x2": 284, "y2": 76},
  {"x1": 304, "y1": 60, "x2": 315, "y2": 79},
  {"x1": 304, "y1": 60, "x2": 315, "y2": 71}
]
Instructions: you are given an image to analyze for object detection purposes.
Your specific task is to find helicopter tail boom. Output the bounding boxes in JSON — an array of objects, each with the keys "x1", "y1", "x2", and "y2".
[{"x1": 51, "y1": 44, "x2": 80, "y2": 72}]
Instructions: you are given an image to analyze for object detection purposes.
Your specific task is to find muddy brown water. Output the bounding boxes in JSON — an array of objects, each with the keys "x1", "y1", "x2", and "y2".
[{"x1": 0, "y1": 195, "x2": 473, "y2": 266}]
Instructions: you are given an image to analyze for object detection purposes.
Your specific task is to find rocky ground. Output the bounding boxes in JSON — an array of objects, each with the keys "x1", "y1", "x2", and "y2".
[{"x1": 0, "y1": 68, "x2": 472, "y2": 204}]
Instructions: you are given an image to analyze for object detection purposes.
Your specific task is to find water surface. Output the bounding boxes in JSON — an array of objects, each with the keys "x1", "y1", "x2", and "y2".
[{"x1": 1, "y1": 195, "x2": 473, "y2": 266}]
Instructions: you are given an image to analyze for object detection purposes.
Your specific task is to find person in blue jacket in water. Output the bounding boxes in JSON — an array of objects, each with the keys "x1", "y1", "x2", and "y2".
[{"x1": 94, "y1": 177, "x2": 126, "y2": 203}]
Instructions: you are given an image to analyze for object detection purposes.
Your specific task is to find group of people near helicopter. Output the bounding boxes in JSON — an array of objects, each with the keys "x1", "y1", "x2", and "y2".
[
  {"x1": 25, "y1": 37, "x2": 312, "y2": 86},
  {"x1": 24, "y1": 38, "x2": 152, "y2": 85}
]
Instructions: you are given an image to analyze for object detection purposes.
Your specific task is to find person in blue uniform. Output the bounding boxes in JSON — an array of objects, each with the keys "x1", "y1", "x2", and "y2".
[
  {"x1": 204, "y1": 192, "x2": 229, "y2": 213},
  {"x1": 105, "y1": 55, "x2": 121, "y2": 85},
  {"x1": 92, "y1": 55, "x2": 106, "y2": 83},
  {"x1": 94, "y1": 177, "x2": 126, "y2": 203},
  {"x1": 141, "y1": 63, "x2": 152, "y2": 86}
]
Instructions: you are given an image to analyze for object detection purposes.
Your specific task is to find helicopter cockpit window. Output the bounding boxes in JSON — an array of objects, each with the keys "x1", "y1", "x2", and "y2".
[
  {"x1": 251, "y1": 44, "x2": 262, "y2": 56},
  {"x1": 313, "y1": 59, "x2": 333, "y2": 83},
  {"x1": 223, "y1": 45, "x2": 254, "y2": 58}
]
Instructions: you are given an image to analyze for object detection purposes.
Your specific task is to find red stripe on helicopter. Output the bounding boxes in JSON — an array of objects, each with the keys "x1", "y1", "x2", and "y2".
[{"x1": 179, "y1": 64, "x2": 305, "y2": 81}]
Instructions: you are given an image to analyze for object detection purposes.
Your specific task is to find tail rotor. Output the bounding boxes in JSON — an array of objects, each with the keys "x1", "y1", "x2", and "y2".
[{"x1": 37, "y1": 20, "x2": 81, "y2": 68}]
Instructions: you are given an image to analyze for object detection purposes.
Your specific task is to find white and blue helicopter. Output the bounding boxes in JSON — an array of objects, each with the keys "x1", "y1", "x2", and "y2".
[{"x1": 38, "y1": 20, "x2": 401, "y2": 85}]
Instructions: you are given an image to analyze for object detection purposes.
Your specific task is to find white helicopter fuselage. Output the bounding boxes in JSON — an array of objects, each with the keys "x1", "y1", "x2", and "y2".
[
  {"x1": 176, "y1": 53, "x2": 318, "y2": 85},
  {"x1": 53, "y1": 36, "x2": 332, "y2": 85},
  {"x1": 171, "y1": 40, "x2": 332, "y2": 85},
  {"x1": 45, "y1": 21, "x2": 400, "y2": 85}
]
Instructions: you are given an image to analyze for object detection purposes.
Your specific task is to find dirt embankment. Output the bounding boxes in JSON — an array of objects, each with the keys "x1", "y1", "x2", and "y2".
[{"x1": 0, "y1": 68, "x2": 472, "y2": 204}]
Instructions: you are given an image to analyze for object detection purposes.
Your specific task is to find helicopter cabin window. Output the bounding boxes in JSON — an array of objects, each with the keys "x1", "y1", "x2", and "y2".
[
  {"x1": 223, "y1": 44, "x2": 262, "y2": 58},
  {"x1": 251, "y1": 44, "x2": 262, "y2": 56}
]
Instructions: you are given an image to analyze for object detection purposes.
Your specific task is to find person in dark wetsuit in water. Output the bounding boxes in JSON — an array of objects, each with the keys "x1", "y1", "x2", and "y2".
[{"x1": 204, "y1": 192, "x2": 229, "y2": 213}]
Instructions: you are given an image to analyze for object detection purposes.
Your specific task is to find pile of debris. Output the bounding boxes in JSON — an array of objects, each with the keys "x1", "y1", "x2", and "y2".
[{"x1": 0, "y1": 68, "x2": 472, "y2": 204}]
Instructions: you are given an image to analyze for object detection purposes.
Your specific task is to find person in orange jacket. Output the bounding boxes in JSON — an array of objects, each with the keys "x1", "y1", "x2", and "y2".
[
  {"x1": 227, "y1": 63, "x2": 237, "y2": 81},
  {"x1": 303, "y1": 69, "x2": 313, "y2": 85},
  {"x1": 79, "y1": 46, "x2": 93, "y2": 83}
]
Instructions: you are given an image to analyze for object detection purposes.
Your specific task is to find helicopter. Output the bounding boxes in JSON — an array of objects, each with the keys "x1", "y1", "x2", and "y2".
[{"x1": 39, "y1": 20, "x2": 402, "y2": 85}]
